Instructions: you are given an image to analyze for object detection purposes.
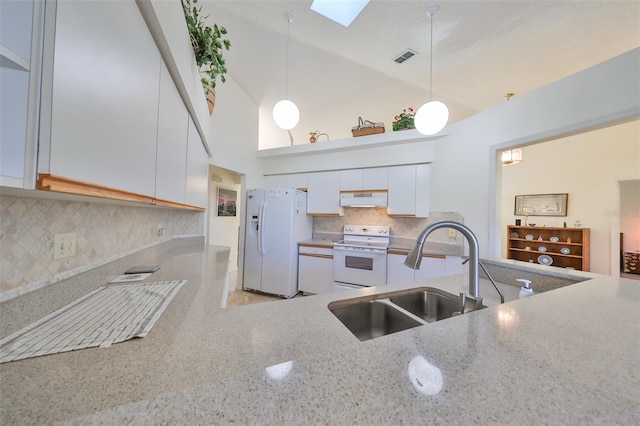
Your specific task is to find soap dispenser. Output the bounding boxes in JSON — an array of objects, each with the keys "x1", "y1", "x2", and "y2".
[{"x1": 516, "y1": 279, "x2": 534, "y2": 298}]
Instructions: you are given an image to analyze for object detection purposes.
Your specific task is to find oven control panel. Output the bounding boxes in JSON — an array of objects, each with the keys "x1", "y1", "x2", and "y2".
[{"x1": 343, "y1": 225, "x2": 389, "y2": 236}]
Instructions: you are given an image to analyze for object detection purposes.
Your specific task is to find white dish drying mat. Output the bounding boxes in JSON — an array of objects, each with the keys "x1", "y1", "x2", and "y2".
[{"x1": 0, "y1": 280, "x2": 185, "y2": 363}]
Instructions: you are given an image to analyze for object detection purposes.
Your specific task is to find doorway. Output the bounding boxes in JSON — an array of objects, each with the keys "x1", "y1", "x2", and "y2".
[
  {"x1": 208, "y1": 165, "x2": 243, "y2": 289},
  {"x1": 494, "y1": 119, "x2": 639, "y2": 276}
]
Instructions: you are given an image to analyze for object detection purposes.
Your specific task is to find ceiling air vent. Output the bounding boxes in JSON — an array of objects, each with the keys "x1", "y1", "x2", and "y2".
[{"x1": 394, "y1": 49, "x2": 418, "y2": 64}]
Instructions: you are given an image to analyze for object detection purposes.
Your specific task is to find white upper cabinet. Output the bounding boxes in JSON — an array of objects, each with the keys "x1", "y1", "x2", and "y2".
[
  {"x1": 363, "y1": 167, "x2": 389, "y2": 190},
  {"x1": 265, "y1": 173, "x2": 307, "y2": 190},
  {"x1": 387, "y1": 164, "x2": 430, "y2": 217},
  {"x1": 185, "y1": 118, "x2": 209, "y2": 209},
  {"x1": 339, "y1": 168, "x2": 388, "y2": 191},
  {"x1": 339, "y1": 169, "x2": 363, "y2": 191},
  {"x1": 307, "y1": 171, "x2": 342, "y2": 216},
  {"x1": 156, "y1": 61, "x2": 188, "y2": 204},
  {"x1": 0, "y1": 0, "x2": 43, "y2": 189},
  {"x1": 42, "y1": 0, "x2": 161, "y2": 196}
]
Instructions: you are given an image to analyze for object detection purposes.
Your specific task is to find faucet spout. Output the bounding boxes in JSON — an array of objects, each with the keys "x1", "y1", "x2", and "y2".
[{"x1": 404, "y1": 221, "x2": 482, "y2": 306}]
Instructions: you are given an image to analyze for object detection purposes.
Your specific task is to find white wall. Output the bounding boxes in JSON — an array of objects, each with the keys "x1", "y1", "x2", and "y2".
[{"x1": 500, "y1": 120, "x2": 640, "y2": 274}]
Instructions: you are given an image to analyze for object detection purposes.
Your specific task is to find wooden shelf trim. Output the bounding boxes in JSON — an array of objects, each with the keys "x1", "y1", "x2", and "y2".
[
  {"x1": 508, "y1": 248, "x2": 582, "y2": 259},
  {"x1": 299, "y1": 253, "x2": 333, "y2": 260},
  {"x1": 37, "y1": 174, "x2": 205, "y2": 211}
]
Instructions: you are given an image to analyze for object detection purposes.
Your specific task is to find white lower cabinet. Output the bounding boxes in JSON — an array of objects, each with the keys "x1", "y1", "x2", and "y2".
[
  {"x1": 386, "y1": 251, "x2": 416, "y2": 286},
  {"x1": 387, "y1": 251, "x2": 462, "y2": 285},
  {"x1": 298, "y1": 245, "x2": 333, "y2": 294}
]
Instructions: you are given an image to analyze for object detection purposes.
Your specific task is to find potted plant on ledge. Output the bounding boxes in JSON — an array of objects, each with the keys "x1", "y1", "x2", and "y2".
[
  {"x1": 181, "y1": 0, "x2": 231, "y2": 114},
  {"x1": 392, "y1": 107, "x2": 415, "y2": 131}
]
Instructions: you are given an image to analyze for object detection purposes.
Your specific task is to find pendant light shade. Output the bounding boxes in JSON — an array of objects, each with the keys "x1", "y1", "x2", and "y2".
[
  {"x1": 273, "y1": 99, "x2": 300, "y2": 130},
  {"x1": 415, "y1": 101, "x2": 449, "y2": 135},
  {"x1": 416, "y1": 5, "x2": 448, "y2": 136},
  {"x1": 273, "y1": 13, "x2": 299, "y2": 130}
]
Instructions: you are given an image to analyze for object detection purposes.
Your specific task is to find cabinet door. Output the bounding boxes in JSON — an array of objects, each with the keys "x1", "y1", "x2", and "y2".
[
  {"x1": 339, "y1": 169, "x2": 363, "y2": 191},
  {"x1": 307, "y1": 171, "x2": 342, "y2": 215},
  {"x1": 0, "y1": 0, "x2": 41, "y2": 188},
  {"x1": 363, "y1": 168, "x2": 388, "y2": 190},
  {"x1": 414, "y1": 255, "x2": 447, "y2": 280},
  {"x1": 387, "y1": 165, "x2": 416, "y2": 216},
  {"x1": 185, "y1": 118, "x2": 209, "y2": 208},
  {"x1": 387, "y1": 252, "x2": 415, "y2": 285},
  {"x1": 286, "y1": 173, "x2": 308, "y2": 190},
  {"x1": 445, "y1": 256, "x2": 463, "y2": 275},
  {"x1": 155, "y1": 61, "x2": 188, "y2": 203},
  {"x1": 46, "y1": 0, "x2": 161, "y2": 196},
  {"x1": 387, "y1": 164, "x2": 430, "y2": 217},
  {"x1": 264, "y1": 175, "x2": 287, "y2": 188},
  {"x1": 298, "y1": 247, "x2": 333, "y2": 294}
]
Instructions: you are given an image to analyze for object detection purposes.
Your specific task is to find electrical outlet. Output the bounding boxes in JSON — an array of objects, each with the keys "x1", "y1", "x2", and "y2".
[
  {"x1": 449, "y1": 229, "x2": 456, "y2": 238},
  {"x1": 53, "y1": 233, "x2": 76, "y2": 260}
]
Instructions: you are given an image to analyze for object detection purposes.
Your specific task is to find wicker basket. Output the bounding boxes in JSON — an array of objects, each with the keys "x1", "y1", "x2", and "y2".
[{"x1": 352, "y1": 117, "x2": 385, "y2": 137}]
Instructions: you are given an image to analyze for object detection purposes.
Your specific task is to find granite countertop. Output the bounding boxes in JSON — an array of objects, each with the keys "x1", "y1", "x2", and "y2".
[{"x1": 1, "y1": 240, "x2": 638, "y2": 425}]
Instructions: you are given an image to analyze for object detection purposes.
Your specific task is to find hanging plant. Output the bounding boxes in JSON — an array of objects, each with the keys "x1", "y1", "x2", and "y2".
[{"x1": 181, "y1": 0, "x2": 231, "y2": 100}]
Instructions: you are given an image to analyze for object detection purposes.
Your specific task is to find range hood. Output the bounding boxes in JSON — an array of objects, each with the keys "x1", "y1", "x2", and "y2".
[{"x1": 340, "y1": 191, "x2": 388, "y2": 207}]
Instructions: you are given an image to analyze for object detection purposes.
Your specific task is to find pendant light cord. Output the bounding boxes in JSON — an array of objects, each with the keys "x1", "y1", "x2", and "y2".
[
  {"x1": 429, "y1": 11, "x2": 433, "y2": 102},
  {"x1": 284, "y1": 15, "x2": 292, "y2": 99}
]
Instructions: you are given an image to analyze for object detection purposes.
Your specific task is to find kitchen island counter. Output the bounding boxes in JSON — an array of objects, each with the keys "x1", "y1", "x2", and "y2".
[{"x1": 1, "y1": 241, "x2": 638, "y2": 425}]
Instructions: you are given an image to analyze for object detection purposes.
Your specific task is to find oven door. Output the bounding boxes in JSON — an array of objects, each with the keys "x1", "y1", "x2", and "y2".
[{"x1": 333, "y1": 246, "x2": 387, "y2": 287}]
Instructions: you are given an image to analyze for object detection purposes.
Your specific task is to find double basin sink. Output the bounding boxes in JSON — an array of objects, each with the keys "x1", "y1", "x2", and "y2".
[{"x1": 328, "y1": 287, "x2": 476, "y2": 341}]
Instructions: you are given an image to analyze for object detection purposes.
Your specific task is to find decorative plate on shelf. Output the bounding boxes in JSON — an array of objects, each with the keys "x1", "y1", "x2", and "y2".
[
  {"x1": 538, "y1": 255, "x2": 553, "y2": 265},
  {"x1": 538, "y1": 246, "x2": 547, "y2": 252},
  {"x1": 525, "y1": 234, "x2": 534, "y2": 240},
  {"x1": 549, "y1": 236, "x2": 559, "y2": 242},
  {"x1": 510, "y1": 232, "x2": 519, "y2": 238},
  {"x1": 560, "y1": 247, "x2": 571, "y2": 254}
]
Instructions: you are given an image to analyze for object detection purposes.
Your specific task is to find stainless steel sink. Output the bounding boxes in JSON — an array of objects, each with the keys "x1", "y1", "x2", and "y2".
[
  {"x1": 329, "y1": 300, "x2": 423, "y2": 342},
  {"x1": 328, "y1": 287, "x2": 464, "y2": 341},
  {"x1": 389, "y1": 288, "x2": 460, "y2": 323}
]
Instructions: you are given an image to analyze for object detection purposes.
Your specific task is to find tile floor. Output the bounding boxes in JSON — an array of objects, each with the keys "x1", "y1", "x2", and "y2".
[{"x1": 225, "y1": 269, "x2": 303, "y2": 307}]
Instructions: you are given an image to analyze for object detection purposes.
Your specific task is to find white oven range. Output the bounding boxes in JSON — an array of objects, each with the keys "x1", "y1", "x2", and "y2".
[{"x1": 333, "y1": 225, "x2": 389, "y2": 291}]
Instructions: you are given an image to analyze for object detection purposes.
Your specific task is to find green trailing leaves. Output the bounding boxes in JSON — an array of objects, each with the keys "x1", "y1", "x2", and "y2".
[{"x1": 181, "y1": 0, "x2": 231, "y2": 92}]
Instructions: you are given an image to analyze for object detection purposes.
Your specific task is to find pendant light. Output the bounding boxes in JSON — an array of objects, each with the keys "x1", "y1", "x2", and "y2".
[
  {"x1": 273, "y1": 13, "x2": 299, "y2": 130},
  {"x1": 414, "y1": 5, "x2": 449, "y2": 136}
]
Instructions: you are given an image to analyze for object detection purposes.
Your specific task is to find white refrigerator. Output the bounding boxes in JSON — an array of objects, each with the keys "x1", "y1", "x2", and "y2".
[{"x1": 243, "y1": 188, "x2": 312, "y2": 298}]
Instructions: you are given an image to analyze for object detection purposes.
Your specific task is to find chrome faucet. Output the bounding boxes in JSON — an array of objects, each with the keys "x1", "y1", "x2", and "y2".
[{"x1": 404, "y1": 221, "x2": 483, "y2": 313}]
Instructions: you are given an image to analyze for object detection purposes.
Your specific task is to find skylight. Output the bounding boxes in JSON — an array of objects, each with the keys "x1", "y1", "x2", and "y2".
[{"x1": 310, "y1": 0, "x2": 370, "y2": 27}]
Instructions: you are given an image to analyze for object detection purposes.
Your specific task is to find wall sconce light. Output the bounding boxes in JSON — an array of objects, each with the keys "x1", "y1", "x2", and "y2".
[
  {"x1": 273, "y1": 13, "x2": 300, "y2": 130},
  {"x1": 501, "y1": 148, "x2": 523, "y2": 165}
]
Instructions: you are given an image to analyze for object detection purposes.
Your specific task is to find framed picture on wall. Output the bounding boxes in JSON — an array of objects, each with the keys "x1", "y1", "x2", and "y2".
[
  {"x1": 514, "y1": 193, "x2": 568, "y2": 216},
  {"x1": 217, "y1": 187, "x2": 237, "y2": 217}
]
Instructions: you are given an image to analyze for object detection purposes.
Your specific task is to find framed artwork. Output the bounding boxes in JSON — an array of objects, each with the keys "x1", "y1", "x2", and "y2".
[
  {"x1": 514, "y1": 193, "x2": 568, "y2": 217},
  {"x1": 217, "y1": 187, "x2": 237, "y2": 217}
]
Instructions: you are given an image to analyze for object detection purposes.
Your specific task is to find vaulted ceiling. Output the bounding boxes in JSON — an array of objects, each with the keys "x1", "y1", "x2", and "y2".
[{"x1": 200, "y1": 1, "x2": 640, "y2": 146}]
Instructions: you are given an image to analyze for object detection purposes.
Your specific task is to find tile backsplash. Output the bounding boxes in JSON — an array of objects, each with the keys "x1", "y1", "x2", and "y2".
[
  {"x1": 313, "y1": 207, "x2": 464, "y2": 243},
  {"x1": 0, "y1": 196, "x2": 204, "y2": 301}
]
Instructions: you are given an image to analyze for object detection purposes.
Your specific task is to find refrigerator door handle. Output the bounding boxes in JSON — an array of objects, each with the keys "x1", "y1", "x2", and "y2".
[{"x1": 259, "y1": 202, "x2": 267, "y2": 254}]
